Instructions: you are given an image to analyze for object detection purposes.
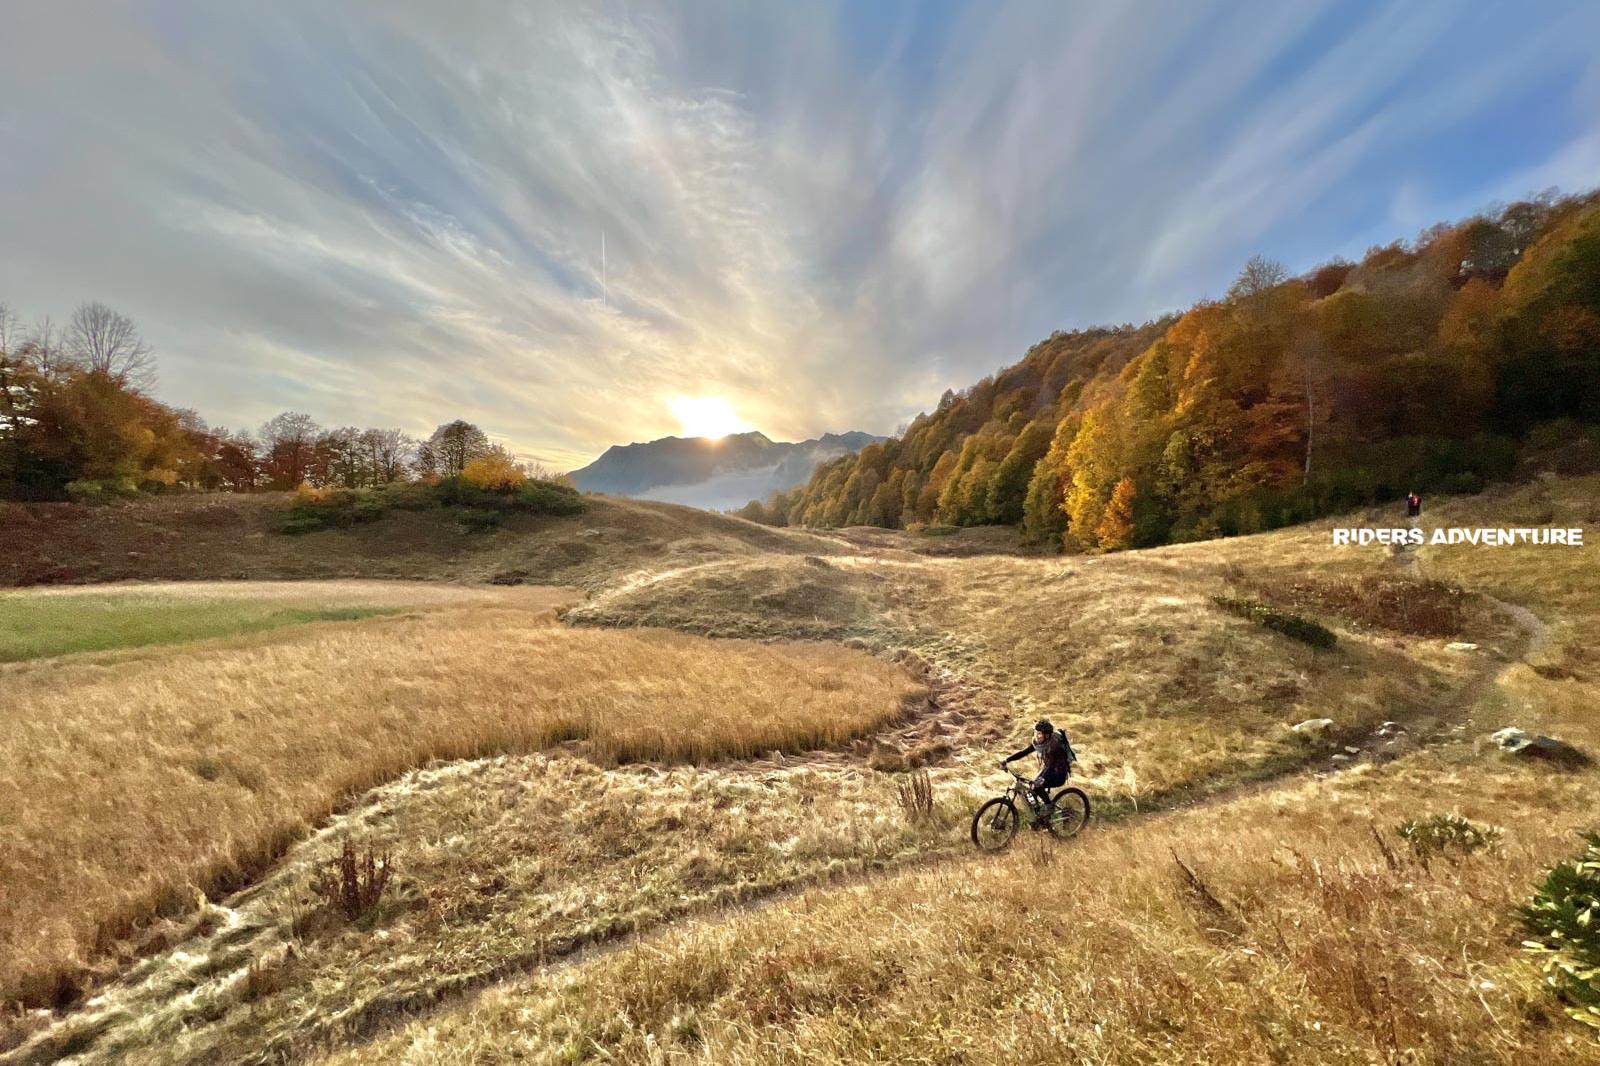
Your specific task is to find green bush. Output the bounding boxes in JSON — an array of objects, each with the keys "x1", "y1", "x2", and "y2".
[
  {"x1": 1214, "y1": 596, "x2": 1337, "y2": 649},
  {"x1": 377, "y1": 481, "x2": 439, "y2": 511},
  {"x1": 433, "y1": 477, "x2": 505, "y2": 510},
  {"x1": 64, "y1": 478, "x2": 141, "y2": 502},
  {"x1": 277, "y1": 512, "x2": 333, "y2": 535},
  {"x1": 1394, "y1": 812, "x2": 1502, "y2": 859},
  {"x1": 457, "y1": 507, "x2": 503, "y2": 533},
  {"x1": 1521, "y1": 831, "x2": 1600, "y2": 1031},
  {"x1": 516, "y1": 479, "x2": 587, "y2": 516},
  {"x1": 277, "y1": 488, "x2": 388, "y2": 535}
]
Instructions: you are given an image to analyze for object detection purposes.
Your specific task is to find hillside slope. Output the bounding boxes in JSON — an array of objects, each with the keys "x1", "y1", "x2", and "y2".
[
  {"x1": 759, "y1": 191, "x2": 1600, "y2": 548},
  {"x1": 0, "y1": 492, "x2": 846, "y2": 590}
]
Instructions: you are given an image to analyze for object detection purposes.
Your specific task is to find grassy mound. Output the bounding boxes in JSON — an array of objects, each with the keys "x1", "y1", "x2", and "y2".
[{"x1": 568, "y1": 555, "x2": 888, "y2": 640}]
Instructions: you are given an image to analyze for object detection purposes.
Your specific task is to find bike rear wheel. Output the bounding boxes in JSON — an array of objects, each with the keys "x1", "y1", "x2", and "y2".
[
  {"x1": 1045, "y1": 787, "x2": 1090, "y2": 838},
  {"x1": 971, "y1": 797, "x2": 1020, "y2": 851}
]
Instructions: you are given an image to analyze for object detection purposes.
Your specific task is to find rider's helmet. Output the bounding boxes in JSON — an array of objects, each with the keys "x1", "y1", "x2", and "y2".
[{"x1": 1034, "y1": 719, "x2": 1054, "y2": 734}]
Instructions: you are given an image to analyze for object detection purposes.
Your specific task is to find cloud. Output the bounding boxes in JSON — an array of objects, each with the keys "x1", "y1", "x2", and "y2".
[{"x1": 2, "y1": 0, "x2": 1597, "y2": 469}]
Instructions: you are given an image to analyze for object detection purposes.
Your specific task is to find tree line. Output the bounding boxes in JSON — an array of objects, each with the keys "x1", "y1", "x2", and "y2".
[
  {"x1": 741, "y1": 189, "x2": 1600, "y2": 548},
  {"x1": 0, "y1": 301, "x2": 546, "y2": 501}
]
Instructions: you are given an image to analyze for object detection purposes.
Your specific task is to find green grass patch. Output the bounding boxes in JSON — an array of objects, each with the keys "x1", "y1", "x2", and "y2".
[{"x1": 0, "y1": 595, "x2": 398, "y2": 662}]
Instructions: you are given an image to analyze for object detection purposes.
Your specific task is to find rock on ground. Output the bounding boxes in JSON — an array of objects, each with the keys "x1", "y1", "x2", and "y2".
[{"x1": 1489, "y1": 727, "x2": 1591, "y2": 768}]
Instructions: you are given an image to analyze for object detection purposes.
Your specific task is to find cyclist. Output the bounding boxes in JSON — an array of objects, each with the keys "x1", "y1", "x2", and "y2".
[{"x1": 1001, "y1": 719, "x2": 1076, "y2": 819}]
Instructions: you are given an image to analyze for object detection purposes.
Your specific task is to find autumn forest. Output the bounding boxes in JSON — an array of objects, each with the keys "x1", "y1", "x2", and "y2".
[{"x1": 740, "y1": 189, "x2": 1600, "y2": 548}]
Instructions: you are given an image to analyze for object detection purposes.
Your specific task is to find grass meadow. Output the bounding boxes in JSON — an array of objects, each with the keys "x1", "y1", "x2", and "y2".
[
  {"x1": 315, "y1": 476, "x2": 1600, "y2": 1066},
  {"x1": 4, "y1": 478, "x2": 1596, "y2": 1065},
  {"x1": 321, "y1": 745, "x2": 1600, "y2": 1066},
  {"x1": 0, "y1": 582, "x2": 922, "y2": 1012}
]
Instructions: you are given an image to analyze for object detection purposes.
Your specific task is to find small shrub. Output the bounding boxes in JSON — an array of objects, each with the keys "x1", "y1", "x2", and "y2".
[
  {"x1": 895, "y1": 770, "x2": 935, "y2": 822},
  {"x1": 1394, "y1": 812, "x2": 1502, "y2": 860},
  {"x1": 277, "y1": 485, "x2": 389, "y2": 534},
  {"x1": 309, "y1": 839, "x2": 394, "y2": 923},
  {"x1": 64, "y1": 478, "x2": 139, "y2": 502},
  {"x1": 350, "y1": 495, "x2": 388, "y2": 523},
  {"x1": 1521, "y1": 831, "x2": 1600, "y2": 1031},
  {"x1": 277, "y1": 512, "x2": 331, "y2": 535},
  {"x1": 293, "y1": 483, "x2": 335, "y2": 505},
  {"x1": 516, "y1": 479, "x2": 587, "y2": 516},
  {"x1": 458, "y1": 507, "x2": 503, "y2": 533},
  {"x1": 1280, "y1": 575, "x2": 1469, "y2": 637},
  {"x1": 1214, "y1": 596, "x2": 1337, "y2": 649},
  {"x1": 462, "y1": 453, "x2": 525, "y2": 492},
  {"x1": 379, "y1": 480, "x2": 438, "y2": 511},
  {"x1": 434, "y1": 477, "x2": 501, "y2": 509}
]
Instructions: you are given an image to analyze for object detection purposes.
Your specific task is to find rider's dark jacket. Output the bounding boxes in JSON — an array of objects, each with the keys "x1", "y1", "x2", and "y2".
[{"x1": 1004, "y1": 732, "x2": 1072, "y2": 778}]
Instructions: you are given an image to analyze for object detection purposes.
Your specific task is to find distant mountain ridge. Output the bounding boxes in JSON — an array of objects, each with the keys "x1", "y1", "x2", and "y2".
[{"x1": 570, "y1": 430, "x2": 884, "y2": 511}]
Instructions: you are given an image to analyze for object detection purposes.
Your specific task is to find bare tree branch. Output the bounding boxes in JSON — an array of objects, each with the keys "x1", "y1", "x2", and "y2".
[{"x1": 68, "y1": 301, "x2": 155, "y2": 387}]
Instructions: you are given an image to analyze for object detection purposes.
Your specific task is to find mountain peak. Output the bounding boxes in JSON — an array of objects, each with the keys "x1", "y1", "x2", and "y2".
[{"x1": 571, "y1": 428, "x2": 885, "y2": 509}]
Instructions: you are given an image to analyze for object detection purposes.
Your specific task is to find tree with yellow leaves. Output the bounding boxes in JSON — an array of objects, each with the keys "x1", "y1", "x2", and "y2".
[{"x1": 1096, "y1": 477, "x2": 1137, "y2": 550}]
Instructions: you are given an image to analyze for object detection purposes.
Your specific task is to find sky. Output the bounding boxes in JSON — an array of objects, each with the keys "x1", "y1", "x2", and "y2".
[{"x1": 3, "y1": 2, "x2": 1599, "y2": 470}]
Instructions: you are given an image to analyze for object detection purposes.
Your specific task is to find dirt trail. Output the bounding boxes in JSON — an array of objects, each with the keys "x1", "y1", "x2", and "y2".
[{"x1": 3, "y1": 578, "x2": 1549, "y2": 1066}]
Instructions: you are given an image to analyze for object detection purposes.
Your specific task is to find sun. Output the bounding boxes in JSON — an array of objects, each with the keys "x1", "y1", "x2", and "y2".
[{"x1": 668, "y1": 395, "x2": 751, "y2": 440}]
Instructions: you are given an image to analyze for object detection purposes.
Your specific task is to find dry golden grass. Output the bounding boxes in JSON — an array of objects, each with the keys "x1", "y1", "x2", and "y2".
[
  {"x1": 10, "y1": 478, "x2": 1597, "y2": 1065},
  {"x1": 5, "y1": 755, "x2": 970, "y2": 1065},
  {"x1": 0, "y1": 584, "x2": 920, "y2": 1010},
  {"x1": 320, "y1": 737, "x2": 1600, "y2": 1066},
  {"x1": 307, "y1": 477, "x2": 1600, "y2": 1066},
  {"x1": 571, "y1": 544, "x2": 1505, "y2": 805}
]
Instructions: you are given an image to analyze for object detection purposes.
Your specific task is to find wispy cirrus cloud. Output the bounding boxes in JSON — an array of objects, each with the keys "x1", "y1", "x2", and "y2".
[{"x1": 2, "y1": 1, "x2": 1597, "y2": 469}]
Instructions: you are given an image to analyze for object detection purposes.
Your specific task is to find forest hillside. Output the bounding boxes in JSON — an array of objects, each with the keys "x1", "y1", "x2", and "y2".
[{"x1": 744, "y1": 190, "x2": 1600, "y2": 548}]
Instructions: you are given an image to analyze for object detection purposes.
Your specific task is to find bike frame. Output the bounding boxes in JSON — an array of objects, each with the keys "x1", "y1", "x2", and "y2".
[{"x1": 1005, "y1": 769, "x2": 1049, "y2": 823}]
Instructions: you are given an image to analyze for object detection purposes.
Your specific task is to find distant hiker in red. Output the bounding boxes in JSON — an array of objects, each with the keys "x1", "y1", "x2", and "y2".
[{"x1": 1406, "y1": 491, "x2": 1421, "y2": 518}]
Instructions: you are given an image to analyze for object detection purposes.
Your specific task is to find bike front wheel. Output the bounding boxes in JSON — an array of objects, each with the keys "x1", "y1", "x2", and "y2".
[
  {"x1": 971, "y1": 797, "x2": 1020, "y2": 851},
  {"x1": 1045, "y1": 787, "x2": 1091, "y2": 838}
]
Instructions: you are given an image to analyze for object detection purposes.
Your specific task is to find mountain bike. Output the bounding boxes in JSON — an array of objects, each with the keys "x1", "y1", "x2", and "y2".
[{"x1": 970, "y1": 768, "x2": 1090, "y2": 851}]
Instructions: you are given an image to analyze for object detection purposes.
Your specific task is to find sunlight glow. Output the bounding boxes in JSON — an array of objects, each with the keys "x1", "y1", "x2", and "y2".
[{"x1": 668, "y1": 395, "x2": 751, "y2": 440}]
